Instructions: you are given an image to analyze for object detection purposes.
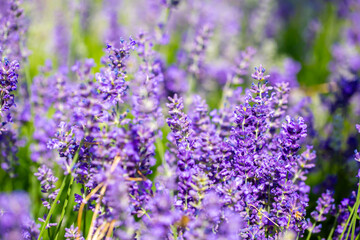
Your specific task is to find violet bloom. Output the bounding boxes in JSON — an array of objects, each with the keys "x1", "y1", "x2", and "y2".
[
  {"x1": 34, "y1": 165, "x2": 60, "y2": 212},
  {"x1": 96, "y1": 166, "x2": 137, "y2": 240},
  {"x1": 184, "y1": 191, "x2": 245, "y2": 240},
  {"x1": 334, "y1": 197, "x2": 354, "y2": 238},
  {"x1": 231, "y1": 47, "x2": 257, "y2": 84},
  {"x1": 270, "y1": 58, "x2": 301, "y2": 87},
  {"x1": 0, "y1": 0, "x2": 27, "y2": 59},
  {"x1": 251, "y1": 64, "x2": 270, "y2": 81},
  {"x1": 166, "y1": 94, "x2": 198, "y2": 212},
  {"x1": 54, "y1": 11, "x2": 70, "y2": 68},
  {"x1": 164, "y1": 65, "x2": 188, "y2": 96},
  {"x1": 0, "y1": 58, "x2": 19, "y2": 131},
  {"x1": 0, "y1": 128, "x2": 18, "y2": 175},
  {"x1": 64, "y1": 225, "x2": 84, "y2": 240},
  {"x1": 125, "y1": 33, "x2": 165, "y2": 213},
  {"x1": 0, "y1": 192, "x2": 39, "y2": 239},
  {"x1": 279, "y1": 116, "x2": 307, "y2": 159},
  {"x1": 97, "y1": 38, "x2": 135, "y2": 105},
  {"x1": 308, "y1": 190, "x2": 335, "y2": 235},
  {"x1": 142, "y1": 190, "x2": 181, "y2": 240},
  {"x1": 213, "y1": 65, "x2": 311, "y2": 236},
  {"x1": 189, "y1": 95, "x2": 223, "y2": 183},
  {"x1": 188, "y1": 24, "x2": 213, "y2": 79},
  {"x1": 103, "y1": 0, "x2": 123, "y2": 47},
  {"x1": 269, "y1": 82, "x2": 290, "y2": 129}
]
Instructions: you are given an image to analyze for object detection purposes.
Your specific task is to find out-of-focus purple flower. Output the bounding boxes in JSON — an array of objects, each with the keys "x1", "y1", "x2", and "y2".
[
  {"x1": 164, "y1": 65, "x2": 188, "y2": 95},
  {"x1": 0, "y1": 0, "x2": 28, "y2": 59},
  {"x1": 95, "y1": 166, "x2": 137, "y2": 240},
  {"x1": 142, "y1": 190, "x2": 181, "y2": 239},
  {"x1": 0, "y1": 127, "x2": 18, "y2": 175},
  {"x1": 103, "y1": 0, "x2": 123, "y2": 47},
  {"x1": 270, "y1": 58, "x2": 301, "y2": 87},
  {"x1": 308, "y1": 190, "x2": 334, "y2": 234},
  {"x1": 64, "y1": 225, "x2": 84, "y2": 240},
  {"x1": 231, "y1": 47, "x2": 257, "y2": 84},
  {"x1": 269, "y1": 82, "x2": 290, "y2": 129},
  {"x1": 334, "y1": 197, "x2": 354, "y2": 238},
  {"x1": 188, "y1": 24, "x2": 213, "y2": 79},
  {"x1": 0, "y1": 192, "x2": 39, "y2": 240},
  {"x1": 54, "y1": 11, "x2": 70, "y2": 68}
]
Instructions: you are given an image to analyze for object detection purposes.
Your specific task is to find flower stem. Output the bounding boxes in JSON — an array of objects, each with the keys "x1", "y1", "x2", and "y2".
[
  {"x1": 54, "y1": 176, "x2": 75, "y2": 240},
  {"x1": 327, "y1": 212, "x2": 339, "y2": 240},
  {"x1": 340, "y1": 178, "x2": 360, "y2": 240},
  {"x1": 37, "y1": 173, "x2": 70, "y2": 240},
  {"x1": 37, "y1": 143, "x2": 82, "y2": 240}
]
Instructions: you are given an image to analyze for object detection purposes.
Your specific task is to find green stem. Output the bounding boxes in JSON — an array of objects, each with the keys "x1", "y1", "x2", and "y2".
[
  {"x1": 37, "y1": 174, "x2": 70, "y2": 240},
  {"x1": 356, "y1": 233, "x2": 360, "y2": 240},
  {"x1": 171, "y1": 224, "x2": 178, "y2": 239},
  {"x1": 37, "y1": 143, "x2": 82, "y2": 240},
  {"x1": 156, "y1": 137, "x2": 168, "y2": 173},
  {"x1": 352, "y1": 214, "x2": 357, "y2": 240},
  {"x1": 306, "y1": 223, "x2": 316, "y2": 240},
  {"x1": 347, "y1": 200, "x2": 359, "y2": 240},
  {"x1": 342, "y1": 207, "x2": 356, "y2": 240},
  {"x1": 327, "y1": 213, "x2": 339, "y2": 240},
  {"x1": 340, "y1": 179, "x2": 360, "y2": 240},
  {"x1": 54, "y1": 177, "x2": 75, "y2": 240},
  {"x1": 47, "y1": 227, "x2": 51, "y2": 239},
  {"x1": 307, "y1": 210, "x2": 324, "y2": 240}
]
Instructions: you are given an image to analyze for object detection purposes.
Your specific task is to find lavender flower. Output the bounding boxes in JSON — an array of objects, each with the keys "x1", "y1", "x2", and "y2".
[
  {"x1": 279, "y1": 116, "x2": 307, "y2": 158},
  {"x1": 166, "y1": 94, "x2": 198, "y2": 212},
  {"x1": 270, "y1": 58, "x2": 301, "y2": 87},
  {"x1": 0, "y1": 192, "x2": 39, "y2": 240},
  {"x1": 142, "y1": 190, "x2": 181, "y2": 240},
  {"x1": 308, "y1": 190, "x2": 335, "y2": 235},
  {"x1": 188, "y1": 24, "x2": 213, "y2": 79},
  {"x1": 97, "y1": 38, "x2": 135, "y2": 105},
  {"x1": 251, "y1": 64, "x2": 271, "y2": 81},
  {"x1": 34, "y1": 165, "x2": 59, "y2": 228},
  {"x1": 0, "y1": 58, "x2": 20, "y2": 131},
  {"x1": 64, "y1": 225, "x2": 84, "y2": 240},
  {"x1": 0, "y1": 128, "x2": 18, "y2": 174},
  {"x1": 54, "y1": 11, "x2": 70, "y2": 68},
  {"x1": 0, "y1": 0, "x2": 27, "y2": 59},
  {"x1": 231, "y1": 47, "x2": 257, "y2": 84}
]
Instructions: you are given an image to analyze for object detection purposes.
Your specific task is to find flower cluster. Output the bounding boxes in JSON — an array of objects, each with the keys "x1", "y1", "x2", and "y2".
[
  {"x1": 2, "y1": 0, "x2": 360, "y2": 240},
  {"x1": 0, "y1": 58, "x2": 20, "y2": 131}
]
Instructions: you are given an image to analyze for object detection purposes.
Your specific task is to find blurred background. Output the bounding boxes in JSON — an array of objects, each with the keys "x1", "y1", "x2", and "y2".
[{"x1": 1, "y1": 0, "x2": 360, "y2": 238}]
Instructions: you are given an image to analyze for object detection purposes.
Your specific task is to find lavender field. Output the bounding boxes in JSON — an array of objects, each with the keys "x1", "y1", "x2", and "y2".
[{"x1": 1, "y1": 0, "x2": 360, "y2": 239}]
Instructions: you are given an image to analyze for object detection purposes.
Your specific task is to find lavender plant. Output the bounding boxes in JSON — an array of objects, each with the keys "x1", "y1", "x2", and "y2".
[{"x1": 1, "y1": 0, "x2": 360, "y2": 240}]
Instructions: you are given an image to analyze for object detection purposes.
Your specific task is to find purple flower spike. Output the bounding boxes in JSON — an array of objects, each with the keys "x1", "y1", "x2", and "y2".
[
  {"x1": 64, "y1": 225, "x2": 84, "y2": 240},
  {"x1": 251, "y1": 64, "x2": 270, "y2": 81},
  {"x1": 309, "y1": 190, "x2": 334, "y2": 234},
  {"x1": 0, "y1": 58, "x2": 20, "y2": 130}
]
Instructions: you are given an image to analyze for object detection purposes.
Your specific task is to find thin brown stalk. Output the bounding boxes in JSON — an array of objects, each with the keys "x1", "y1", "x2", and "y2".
[
  {"x1": 95, "y1": 222, "x2": 111, "y2": 240},
  {"x1": 106, "y1": 220, "x2": 116, "y2": 239},
  {"x1": 77, "y1": 182, "x2": 104, "y2": 240},
  {"x1": 92, "y1": 222, "x2": 109, "y2": 240},
  {"x1": 86, "y1": 185, "x2": 107, "y2": 240},
  {"x1": 248, "y1": 204, "x2": 279, "y2": 228}
]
